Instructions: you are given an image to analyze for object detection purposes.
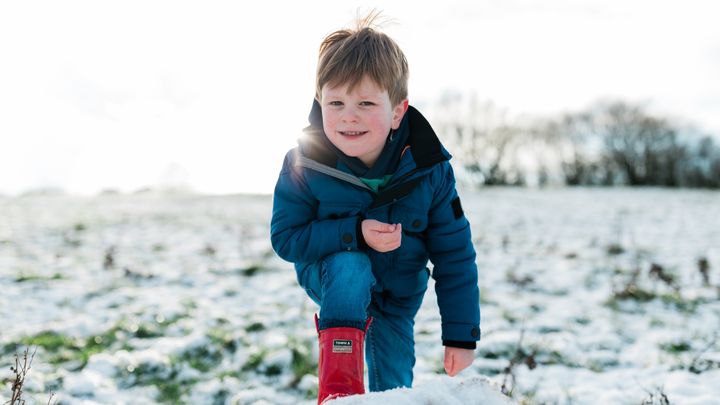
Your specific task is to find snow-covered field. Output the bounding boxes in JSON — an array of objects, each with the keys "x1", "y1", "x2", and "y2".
[{"x1": 1, "y1": 188, "x2": 719, "y2": 404}]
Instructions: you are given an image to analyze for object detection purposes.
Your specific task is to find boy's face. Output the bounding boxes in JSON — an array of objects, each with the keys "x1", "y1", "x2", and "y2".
[{"x1": 320, "y1": 76, "x2": 408, "y2": 168}]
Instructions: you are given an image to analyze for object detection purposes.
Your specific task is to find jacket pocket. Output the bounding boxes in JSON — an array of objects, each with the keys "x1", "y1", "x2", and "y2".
[
  {"x1": 384, "y1": 204, "x2": 429, "y2": 282},
  {"x1": 317, "y1": 202, "x2": 363, "y2": 220},
  {"x1": 390, "y1": 205, "x2": 428, "y2": 236}
]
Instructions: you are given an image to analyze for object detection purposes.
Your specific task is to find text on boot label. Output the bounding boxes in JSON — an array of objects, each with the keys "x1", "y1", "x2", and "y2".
[{"x1": 332, "y1": 339, "x2": 353, "y2": 353}]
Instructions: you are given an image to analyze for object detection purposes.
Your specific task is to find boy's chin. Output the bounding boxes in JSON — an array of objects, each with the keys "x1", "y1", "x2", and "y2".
[
  {"x1": 342, "y1": 150, "x2": 361, "y2": 158},
  {"x1": 338, "y1": 148, "x2": 369, "y2": 162},
  {"x1": 332, "y1": 145, "x2": 360, "y2": 157}
]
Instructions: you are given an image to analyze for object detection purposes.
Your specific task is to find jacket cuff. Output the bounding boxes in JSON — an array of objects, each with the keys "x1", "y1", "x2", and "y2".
[
  {"x1": 337, "y1": 215, "x2": 360, "y2": 251},
  {"x1": 441, "y1": 322, "x2": 481, "y2": 343},
  {"x1": 443, "y1": 340, "x2": 477, "y2": 350},
  {"x1": 355, "y1": 216, "x2": 368, "y2": 250}
]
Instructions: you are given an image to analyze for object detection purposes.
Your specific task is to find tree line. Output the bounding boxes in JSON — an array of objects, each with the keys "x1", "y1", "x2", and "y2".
[{"x1": 432, "y1": 94, "x2": 720, "y2": 189}]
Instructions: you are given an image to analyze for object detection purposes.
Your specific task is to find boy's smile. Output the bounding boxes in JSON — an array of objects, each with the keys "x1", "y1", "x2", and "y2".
[{"x1": 320, "y1": 76, "x2": 408, "y2": 168}]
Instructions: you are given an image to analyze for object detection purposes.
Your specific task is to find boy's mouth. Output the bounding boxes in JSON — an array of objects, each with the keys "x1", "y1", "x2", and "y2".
[{"x1": 338, "y1": 130, "x2": 368, "y2": 137}]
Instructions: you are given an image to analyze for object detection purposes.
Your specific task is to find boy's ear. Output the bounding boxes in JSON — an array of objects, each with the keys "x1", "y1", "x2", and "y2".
[{"x1": 391, "y1": 99, "x2": 409, "y2": 130}]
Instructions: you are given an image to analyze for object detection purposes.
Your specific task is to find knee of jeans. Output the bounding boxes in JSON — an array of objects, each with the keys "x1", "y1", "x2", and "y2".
[{"x1": 324, "y1": 251, "x2": 375, "y2": 288}]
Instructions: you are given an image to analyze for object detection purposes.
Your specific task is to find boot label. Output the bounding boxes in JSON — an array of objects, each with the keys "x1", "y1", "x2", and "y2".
[{"x1": 332, "y1": 339, "x2": 353, "y2": 353}]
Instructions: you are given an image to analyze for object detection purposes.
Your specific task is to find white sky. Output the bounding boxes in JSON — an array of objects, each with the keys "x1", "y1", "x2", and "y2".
[{"x1": 1, "y1": 0, "x2": 719, "y2": 195}]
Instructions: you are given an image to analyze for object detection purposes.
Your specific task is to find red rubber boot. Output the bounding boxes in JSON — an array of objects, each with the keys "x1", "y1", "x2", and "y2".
[{"x1": 316, "y1": 314, "x2": 372, "y2": 404}]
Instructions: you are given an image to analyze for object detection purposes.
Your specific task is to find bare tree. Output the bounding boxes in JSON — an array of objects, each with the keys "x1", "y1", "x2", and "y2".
[
  {"x1": 434, "y1": 94, "x2": 527, "y2": 186},
  {"x1": 545, "y1": 100, "x2": 717, "y2": 188},
  {"x1": 681, "y1": 136, "x2": 720, "y2": 188},
  {"x1": 591, "y1": 101, "x2": 688, "y2": 186},
  {"x1": 541, "y1": 111, "x2": 612, "y2": 185},
  {"x1": 431, "y1": 94, "x2": 720, "y2": 189}
]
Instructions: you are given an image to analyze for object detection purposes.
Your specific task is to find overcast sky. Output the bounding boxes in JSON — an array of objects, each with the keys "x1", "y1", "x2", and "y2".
[{"x1": 1, "y1": 0, "x2": 719, "y2": 195}]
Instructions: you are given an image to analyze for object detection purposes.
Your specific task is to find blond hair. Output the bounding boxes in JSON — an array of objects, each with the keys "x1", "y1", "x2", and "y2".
[{"x1": 315, "y1": 12, "x2": 409, "y2": 105}]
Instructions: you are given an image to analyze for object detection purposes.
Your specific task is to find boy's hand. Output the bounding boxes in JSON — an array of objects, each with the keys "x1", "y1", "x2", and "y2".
[
  {"x1": 444, "y1": 347, "x2": 475, "y2": 377},
  {"x1": 361, "y1": 219, "x2": 402, "y2": 252}
]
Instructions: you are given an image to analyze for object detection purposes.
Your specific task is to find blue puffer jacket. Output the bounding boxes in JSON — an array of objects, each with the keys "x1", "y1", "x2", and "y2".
[{"x1": 271, "y1": 104, "x2": 480, "y2": 344}]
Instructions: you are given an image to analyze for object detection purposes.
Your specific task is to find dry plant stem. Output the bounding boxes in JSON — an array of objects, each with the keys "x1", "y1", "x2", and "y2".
[
  {"x1": 689, "y1": 333, "x2": 719, "y2": 373},
  {"x1": 501, "y1": 326, "x2": 525, "y2": 396},
  {"x1": 8, "y1": 347, "x2": 37, "y2": 405}
]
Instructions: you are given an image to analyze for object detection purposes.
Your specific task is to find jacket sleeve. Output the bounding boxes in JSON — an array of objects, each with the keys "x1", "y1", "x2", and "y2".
[
  {"x1": 270, "y1": 149, "x2": 362, "y2": 263},
  {"x1": 426, "y1": 161, "x2": 481, "y2": 344}
]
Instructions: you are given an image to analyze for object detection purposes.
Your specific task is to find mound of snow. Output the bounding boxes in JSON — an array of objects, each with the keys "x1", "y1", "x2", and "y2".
[{"x1": 332, "y1": 376, "x2": 514, "y2": 404}]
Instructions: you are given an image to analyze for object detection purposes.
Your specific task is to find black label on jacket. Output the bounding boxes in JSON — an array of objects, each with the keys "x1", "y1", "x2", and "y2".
[{"x1": 452, "y1": 197, "x2": 464, "y2": 219}]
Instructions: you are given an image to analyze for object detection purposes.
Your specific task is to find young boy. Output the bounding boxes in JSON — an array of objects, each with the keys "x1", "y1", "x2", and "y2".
[{"x1": 271, "y1": 16, "x2": 480, "y2": 403}]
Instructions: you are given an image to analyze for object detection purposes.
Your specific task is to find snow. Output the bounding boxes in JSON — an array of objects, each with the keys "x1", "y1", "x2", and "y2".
[
  {"x1": 1, "y1": 188, "x2": 719, "y2": 404},
  {"x1": 332, "y1": 376, "x2": 511, "y2": 404}
]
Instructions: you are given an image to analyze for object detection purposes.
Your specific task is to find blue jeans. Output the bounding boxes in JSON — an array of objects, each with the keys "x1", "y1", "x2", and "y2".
[{"x1": 297, "y1": 251, "x2": 415, "y2": 391}]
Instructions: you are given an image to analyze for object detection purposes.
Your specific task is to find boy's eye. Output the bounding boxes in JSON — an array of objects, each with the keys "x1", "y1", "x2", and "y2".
[
  {"x1": 360, "y1": 101, "x2": 375, "y2": 106},
  {"x1": 328, "y1": 101, "x2": 343, "y2": 106}
]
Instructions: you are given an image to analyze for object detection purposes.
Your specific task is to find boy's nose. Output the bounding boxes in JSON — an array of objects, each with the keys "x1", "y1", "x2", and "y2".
[{"x1": 341, "y1": 107, "x2": 360, "y2": 123}]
